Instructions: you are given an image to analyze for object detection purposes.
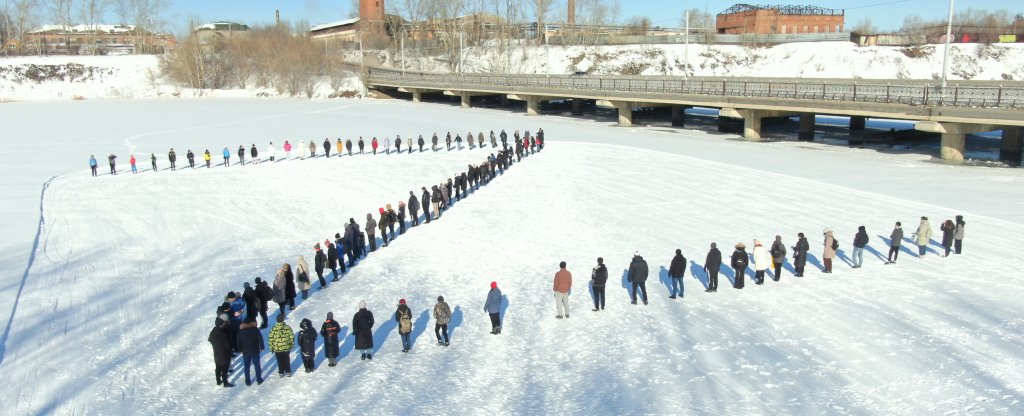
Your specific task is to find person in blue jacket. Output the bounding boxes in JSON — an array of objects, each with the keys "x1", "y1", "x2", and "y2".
[
  {"x1": 485, "y1": 281, "x2": 502, "y2": 335},
  {"x1": 227, "y1": 291, "x2": 247, "y2": 353},
  {"x1": 89, "y1": 155, "x2": 98, "y2": 176},
  {"x1": 222, "y1": 147, "x2": 231, "y2": 167}
]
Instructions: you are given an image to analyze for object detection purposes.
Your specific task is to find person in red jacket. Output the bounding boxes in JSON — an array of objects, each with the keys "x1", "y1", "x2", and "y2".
[
  {"x1": 129, "y1": 154, "x2": 137, "y2": 174},
  {"x1": 371, "y1": 137, "x2": 379, "y2": 155}
]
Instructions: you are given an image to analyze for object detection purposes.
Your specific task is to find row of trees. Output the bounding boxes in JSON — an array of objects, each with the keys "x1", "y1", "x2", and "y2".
[
  {"x1": 852, "y1": 9, "x2": 1022, "y2": 36},
  {"x1": 161, "y1": 23, "x2": 351, "y2": 97},
  {"x1": 1, "y1": 0, "x2": 169, "y2": 55}
]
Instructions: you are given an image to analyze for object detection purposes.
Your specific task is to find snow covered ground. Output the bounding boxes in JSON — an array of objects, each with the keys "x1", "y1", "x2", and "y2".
[{"x1": 0, "y1": 98, "x2": 1022, "y2": 414}]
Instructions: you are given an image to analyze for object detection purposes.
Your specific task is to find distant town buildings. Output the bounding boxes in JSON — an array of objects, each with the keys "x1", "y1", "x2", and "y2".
[
  {"x1": 17, "y1": 24, "x2": 175, "y2": 55},
  {"x1": 716, "y1": 4, "x2": 844, "y2": 35}
]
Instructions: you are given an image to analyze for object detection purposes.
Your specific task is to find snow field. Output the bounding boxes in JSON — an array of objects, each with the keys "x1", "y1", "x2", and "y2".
[{"x1": 4, "y1": 135, "x2": 1023, "y2": 414}]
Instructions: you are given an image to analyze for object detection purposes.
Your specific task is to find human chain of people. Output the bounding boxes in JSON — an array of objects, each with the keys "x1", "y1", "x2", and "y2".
[
  {"x1": 207, "y1": 130, "x2": 543, "y2": 387},
  {"x1": 88, "y1": 129, "x2": 545, "y2": 176}
]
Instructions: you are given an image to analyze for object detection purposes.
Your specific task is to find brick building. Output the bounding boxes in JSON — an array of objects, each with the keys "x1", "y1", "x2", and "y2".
[
  {"x1": 716, "y1": 4, "x2": 844, "y2": 35},
  {"x1": 22, "y1": 24, "x2": 175, "y2": 55}
]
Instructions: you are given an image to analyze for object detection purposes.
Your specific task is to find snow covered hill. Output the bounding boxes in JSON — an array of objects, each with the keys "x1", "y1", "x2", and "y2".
[{"x1": 0, "y1": 99, "x2": 1022, "y2": 414}]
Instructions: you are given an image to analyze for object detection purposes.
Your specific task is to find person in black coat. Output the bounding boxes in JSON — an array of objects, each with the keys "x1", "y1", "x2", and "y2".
[
  {"x1": 591, "y1": 257, "x2": 608, "y2": 311},
  {"x1": 283, "y1": 263, "x2": 297, "y2": 309},
  {"x1": 397, "y1": 203, "x2": 407, "y2": 234},
  {"x1": 421, "y1": 187, "x2": 432, "y2": 223},
  {"x1": 255, "y1": 277, "x2": 272, "y2": 328},
  {"x1": 326, "y1": 240, "x2": 340, "y2": 282},
  {"x1": 323, "y1": 138, "x2": 331, "y2": 157},
  {"x1": 792, "y1": 233, "x2": 809, "y2": 277},
  {"x1": 627, "y1": 252, "x2": 649, "y2": 305},
  {"x1": 313, "y1": 243, "x2": 327, "y2": 289},
  {"x1": 704, "y1": 243, "x2": 722, "y2": 292},
  {"x1": 236, "y1": 319, "x2": 264, "y2": 386},
  {"x1": 346, "y1": 139, "x2": 354, "y2": 156},
  {"x1": 297, "y1": 318, "x2": 318, "y2": 373},
  {"x1": 242, "y1": 282, "x2": 260, "y2": 322},
  {"x1": 668, "y1": 249, "x2": 687, "y2": 299},
  {"x1": 186, "y1": 149, "x2": 195, "y2": 168},
  {"x1": 408, "y1": 191, "x2": 420, "y2": 226},
  {"x1": 208, "y1": 315, "x2": 235, "y2": 387},
  {"x1": 352, "y1": 300, "x2": 375, "y2": 360},
  {"x1": 731, "y1": 243, "x2": 748, "y2": 289},
  {"x1": 345, "y1": 219, "x2": 360, "y2": 265},
  {"x1": 320, "y1": 312, "x2": 341, "y2": 367},
  {"x1": 249, "y1": 144, "x2": 258, "y2": 164}
]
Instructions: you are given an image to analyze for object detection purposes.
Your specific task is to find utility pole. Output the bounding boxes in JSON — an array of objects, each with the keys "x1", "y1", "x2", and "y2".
[
  {"x1": 941, "y1": 0, "x2": 955, "y2": 90},
  {"x1": 684, "y1": 10, "x2": 689, "y2": 81},
  {"x1": 400, "y1": 30, "x2": 405, "y2": 74}
]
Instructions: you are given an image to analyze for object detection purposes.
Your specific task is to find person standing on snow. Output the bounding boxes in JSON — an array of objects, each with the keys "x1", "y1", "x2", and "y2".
[
  {"x1": 792, "y1": 233, "x2": 809, "y2": 277},
  {"x1": 590, "y1": 257, "x2": 608, "y2": 311},
  {"x1": 296, "y1": 255, "x2": 311, "y2": 300},
  {"x1": 283, "y1": 263, "x2": 296, "y2": 310},
  {"x1": 249, "y1": 144, "x2": 258, "y2": 164},
  {"x1": 107, "y1": 153, "x2": 117, "y2": 175},
  {"x1": 378, "y1": 208, "x2": 389, "y2": 247},
  {"x1": 313, "y1": 243, "x2": 328, "y2": 289},
  {"x1": 242, "y1": 282, "x2": 260, "y2": 323},
  {"x1": 334, "y1": 233, "x2": 348, "y2": 275},
  {"x1": 129, "y1": 154, "x2": 137, "y2": 174},
  {"x1": 326, "y1": 239, "x2": 339, "y2": 282},
  {"x1": 434, "y1": 295, "x2": 452, "y2": 346},
  {"x1": 421, "y1": 187, "x2": 432, "y2": 224},
  {"x1": 485, "y1": 281, "x2": 503, "y2": 335},
  {"x1": 89, "y1": 155, "x2": 98, "y2": 176},
  {"x1": 431, "y1": 185, "x2": 443, "y2": 219},
  {"x1": 236, "y1": 318, "x2": 265, "y2": 386},
  {"x1": 408, "y1": 191, "x2": 420, "y2": 226},
  {"x1": 320, "y1": 312, "x2": 341, "y2": 367},
  {"x1": 432, "y1": 133, "x2": 439, "y2": 151},
  {"x1": 940, "y1": 219, "x2": 956, "y2": 257},
  {"x1": 371, "y1": 137, "x2": 379, "y2": 155},
  {"x1": 184, "y1": 149, "x2": 194, "y2": 168},
  {"x1": 885, "y1": 223, "x2": 903, "y2": 264},
  {"x1": 752, "y1": 240, "x2": 770, "y2": 285},
  {"x1": 222, "y1": 147, "x2": 231, "y2": 167},
  {"x1": 383, "y1": 136, "x2": 391, "y2": 154},
  {"x1": 353, "y1": 300, "x2": 375, "y2": 360},
  {"x1": 237, "y1": 145, "x2": 245, "y2": 165},
  {"x1": 266, "y1": 142, "x2": 276, "y2": 162},
  {"x1": 731, "y1": 243, "x2": 748, "y2": 288},
  {"x1": 254, "y1": 277, "x2": 272, "y2": 328},
  {"x1": 394, "y1": 299, "x2": 413, "y2": 352},
  {"x1": 323, "y1": 138, "x2": 331, "y2": 158},
  {"x1": 336, "y1": 139, "x2": 344, "y2": 157},
  {"x1": 208, "y1": 315, "x2": 235, "y2": 388},
  {"x1": 418, "y1": 135, "x2": 425, "y2": 152},
  {"x1": 553, "y1": 261, "x2": 572, "y2": 319},
  {"x1": 406, "y1": 136, "x2": 412, "y2": 154},
  {"x1": 365, "y1": 213, "x2": 378, "y2": 252},
  {"x1": 769, "y1": 236, "x2": 787, "y2": 280},
  {"x1": 150, "y1": 153, "x2": 157, "y2": 172},
  {"x1": 704, "y1": 243, "x2": 722, "y2": 292},
  {"x1": 397, "y1": 201, "x2": 407, "y2": 235},
  {"x1": 346, "y1": 139, "x2": 354, "y2": 156},
  {"x1": 297, "y1": 318, "x2": 318, "y2": 373},
  {"x1": 308, "y1": 139, "x2": 316, "y2": 158},
  {"x1": 358, "y1": 137, "x2": 365, "y2": 154},
  {"x1": 203, "y1": 149, "x2": 211, "y2": 168},
  {"x1": 284, "y1": 140, "x2": 292, "y2": 159},
  {"x1": 852, "y1": 226, "x2": 869, "y2": 268},
  {"x1": 954, "y1": 215, "x2": 965, "y2": 254},
  {"x1": 668, "y1": 249, "x2": 687, "y2": 299},
  {"x1": 627, "y1": 251, "x2": 649, "y2": 305},
  {"x1": 226, "y1": 291, "x2": 246, "y2": 352},
  {"x1": 268, "y1": 314, "x2": 294, "y2": 378},
  {"x1": 272, "y1": 268, "x2": 288, "y2": 318},
  {"x1": 385, "y1": 204, "x2": 398, "y2": 240},
  {"x1": 822, "y1": 229, "x2": 836, "y2": 273}
]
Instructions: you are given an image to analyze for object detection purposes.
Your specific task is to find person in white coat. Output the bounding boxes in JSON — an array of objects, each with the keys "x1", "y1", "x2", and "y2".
[
  {"x1": 751, "y1": 240, "x2": 771, "y2": 285},
  {"x1": 267, "y1": 142, "x2": 277, "y2": 162},
  {"x1": 913, "y1": 216, "x2": 933, "y2": 257},
  {"x1": 298, "y1": 140, "x2": 306, "y2": 160}
]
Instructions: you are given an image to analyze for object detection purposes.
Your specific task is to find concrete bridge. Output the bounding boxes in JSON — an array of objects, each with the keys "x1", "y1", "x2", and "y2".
[{"x1": 365, "y1": 68, "x2": 1024, "y2": 163}]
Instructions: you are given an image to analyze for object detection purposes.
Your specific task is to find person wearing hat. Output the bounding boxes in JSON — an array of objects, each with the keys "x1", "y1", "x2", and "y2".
[
  {"x1": 553, "y1": 261, "x2": 572, "y2": 318},
  {"x1": 345, "y1": 219, "x2": 361, "y2": 265},
  {"x1": 242, "y1": 282, "x2": 261, "y2": 323},
  {"x1": 353, "y1": 301, "x2": 376, "y2": 360},
  {"x1": 168, "y1": 148, "x2": 177, "y2": 170},
  {"x1": 397, "y1": 201, "x2": 407, "y2": 235},
  {"x1": 254, "y1": 277, "x2": 273, "y2": 328},
  {"x1": 668, "y1": 249, "x2": 687, "y2": 299},
  {"x1": 272, "y1": 268, "x2": 288, "y2": 318},
  {"x1": 627, "y1": 251, "x2": 649, "y2": 305},
  {"x1": 326, "y1": 239, "x2": 339, "y2": 282},
  {"x1": 268, "y1": 314, "x2": 294, "y2": 378},
  {"x1": 822, "y1": 229, "x2": 837, "y2": 272},
  {"x1": 752, "y1": 240, "x2": 770, "y2": 285},
  {"x1": 107, "y1": 153, "x2": 117, "y2": 175},
  {"x1": 207, "y1": 314, "x2": 235, "y2": 387},
  {"x1": 484, "y1": 282, "x2": 503, "y2": 334},
  {"x1": 421, "y1": 187, "x2": 432, "y2": 224},
  {"x1": 320, "y1": 312, "x2": 341, "y2": 367},
  {"x1": 704, "y1": 243, "x2": 722, "y2": 292},
  {"x1": 378, "y1": 208, "x2": 390, "y2": 247},
  {"x1": 297, "y1": 318, "x2": 318, "y2": 373},
  {"x1": 394, "y1": 299, "x2": 413, "y2": 352},
  {"x1": 731, "y1": 243, "x2": 749, "y2": 289},
  {"x1": 313, "y1": 243, "x2": 328, "y2": 289},
  {"x1": 385, "y1": 204, "x2": 398, "y2": 240},
  {"x1": 89, "y1": 155, "x2": 98, "y2": 176},
  {"x1": 954, "y1": 215, "x2": 965, "y2": 254},
  {"x1": 590, "y1": 258, "x2": 608, "y2": 311},
  {"x1": 295, "y1": 256, "x2": 312, "y2": 300},
  {"x1": 770, "y1": 236, "x2": 787, "y2": 281},
  {"x1": 408, "y1": 191, "x2": 420, "y2": 227},
  {"x1": 433, "y1": 295, "x2": 452, "y2": 346},
  {"x1": 792, "y1": 233, "x2": 810, "y2": 277},
  {"x1": 226, "y1": 291, "x2": 246, "y2": 352}
]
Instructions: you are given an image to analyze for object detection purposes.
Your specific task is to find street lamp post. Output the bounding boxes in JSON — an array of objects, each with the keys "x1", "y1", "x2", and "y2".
[{"x1": 940, "y1": 0, "x2": 955, "y2": 90}]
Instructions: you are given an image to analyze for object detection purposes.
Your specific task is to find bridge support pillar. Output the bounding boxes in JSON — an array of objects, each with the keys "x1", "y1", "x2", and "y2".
[
  {"x1": 526, "y1": 96, "x2": 541, "y2": 116},
  {"x1": 1000, "y1": 127, "x2": 1023, "y2": 166},
  {"x1": 613, "y1": 101, "x2": 633, "y2": 127},
  {"x1": 572, "y1": 99, "x2": 584, "y2": 115},
  {"x1": 671, "y1": 105, "x2": 690, "y2": 127},
  {"x1": 915, "y1": 121, "x2": 999, "y2": 163},
  {"x1": 460, "y1": 93, "x2": 472, "y2": 108},
  {"x1": 412, "y1": 91, "x2": 422, "y2": 103},
  {"x1": 850, "y1": 116, "x2": 866, "y2": 131},
  {"x1": 741, "y1": 110, "x2": 763, "y2": 140},
  {"x1": 799, "y1": 113, "x2": 815, "y2": 141}
]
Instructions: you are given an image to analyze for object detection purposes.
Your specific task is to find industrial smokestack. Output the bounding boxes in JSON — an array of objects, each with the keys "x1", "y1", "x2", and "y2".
[
  {"x1": 567, "y1": 0, "x2": 575, "y2": 26},
  {"x1": 275, "y1": 10, "x2": 280, "y2": 26}
]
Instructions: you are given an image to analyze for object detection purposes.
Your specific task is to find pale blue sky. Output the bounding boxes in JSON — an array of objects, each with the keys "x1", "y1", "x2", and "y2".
[{"x1": 153, "y1": 1, "x2": 1021, "y2": 34}]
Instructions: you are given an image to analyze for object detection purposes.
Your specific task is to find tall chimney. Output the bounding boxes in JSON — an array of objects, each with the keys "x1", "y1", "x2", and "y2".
[
  {"x1": 567, "y1": 0, "x2": 576, "y2": 26},
  {"x1": 275, "y1": 10, "x2": 280, "y2": 25}
]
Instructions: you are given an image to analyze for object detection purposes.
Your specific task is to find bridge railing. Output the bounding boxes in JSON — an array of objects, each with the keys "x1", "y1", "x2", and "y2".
[{"x1": 367, "y1": 69, "x2": 1024, "y2": 109}]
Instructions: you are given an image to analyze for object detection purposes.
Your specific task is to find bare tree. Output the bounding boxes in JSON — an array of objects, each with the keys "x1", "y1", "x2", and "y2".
[
  {"x1": 852, "y1": 18, "x2": 877, "y2": 35},
  {"x1": 10, "y1": 0, "x2": 39, "y2": 54},
  {"x1": 77, "y1": 0, "x2": 109, "y2": 54},
  {"x1": 115, "y1": 0, "x2": 168, "y2": 54},
  {"x1": 529, "y1": 0, "x2": 554, "y2": 44},
  {"x1": 49, "y1": 0, "x2": 74, "y2": 53}
]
